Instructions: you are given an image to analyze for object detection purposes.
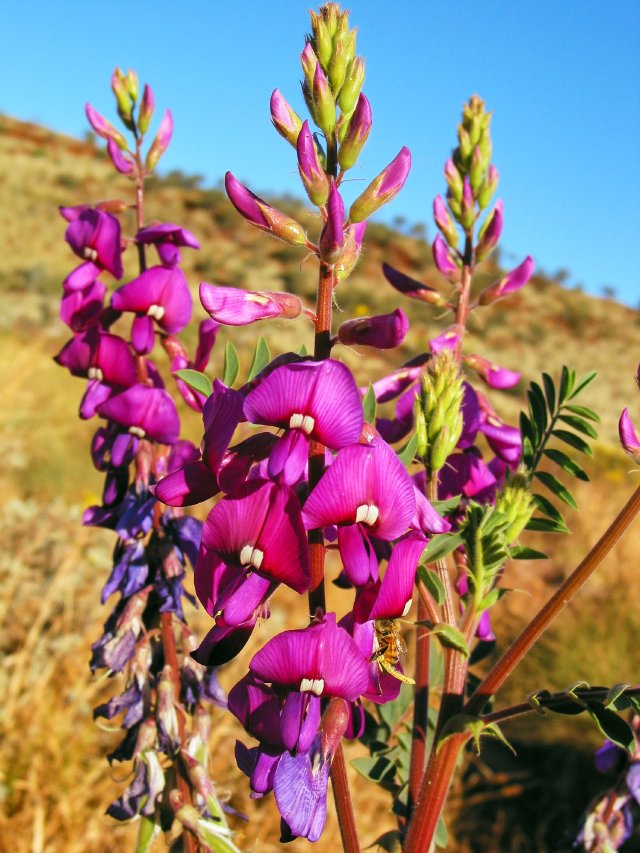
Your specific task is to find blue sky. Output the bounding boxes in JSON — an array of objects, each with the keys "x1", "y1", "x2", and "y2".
[{"x1": 3, "y1": 1, "x2": 639, "y2": 303}]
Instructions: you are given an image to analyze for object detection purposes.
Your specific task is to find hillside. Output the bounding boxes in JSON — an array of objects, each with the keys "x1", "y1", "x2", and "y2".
[{"x1": 1, "y1": 115, "x2": 639, "y2": 853}]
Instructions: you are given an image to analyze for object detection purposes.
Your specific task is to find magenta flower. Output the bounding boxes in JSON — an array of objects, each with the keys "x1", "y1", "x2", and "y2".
[
  {"x1": 136, "y1": 223, "x2": 200, "y2": 267},
  {"x1": 477, "y1": 394, "x2": 522, "y2": 465},
  {"x1": 437, "y1": 451, "x2": 498, "y2": 503},
  {"x1": 111, "y1": 266, "x2": 193, "y2": 336},
  {"x1": 85, "y1": 103, "x2": 127, "y2": 149},
  {"x1": 353, "y1": 532, "x2": 426, "y2": 624},
  {"x1": 479, "y1": 255, "x2": 535, "y2": 305},
  {"x1": 338, "y1": 308, "x2": 409, "y2": 350},
  {"x1": 145, "y1": 109, "x2": 173, "y2": 171},
  {"x1": 476, "y1": 200, "x2": 504, "y2": 261},
  {"x1": 244, "y1": 359, "x2": 364, "y2": 450},
  {"x1": 199, "y1": 282, "x2": 302, "y2": 326},
  {"x1": 349, "y1": 147, "x2": 412, "y2": 223},
  {"x1": 430, "y1": 324, "x2": 464, "y2": 355},
  {"x1": 59, "y1": 279, "x2": 107, "y2": 331},
  {"x1": 225, "y1": 172, "x2": 307, "y2": 245},
  {"x1": 201, "y1": 478, "x2": 310, "y2": 594},
  {"x1": 64, "y1": 208, "x2": 124, "y2": 288},
  {"x1": 619, "y1": 408, "x2": 640, "y2": 463},
  {"x1": 250, "y1": 613, "x2": 370, "y2": 702},
  {"x1": 98, "y1": 385, "x2": 180, "y2": 445},
  {"x1": 302, "y1": 439, "x2": 416, "y2": 541},
  {"x1": 382, "y1": 263, "x2": 446, "y2": 306}
]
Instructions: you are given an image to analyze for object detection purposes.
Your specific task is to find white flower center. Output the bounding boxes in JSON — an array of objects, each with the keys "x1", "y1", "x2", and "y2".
[
  {"x1": 239, "y1": 544, "x2": 264, "y2": 570},
  {"x1": 129, "y1": 426, "x2": 146, "y2": 438},
  {"x1": 300, "y1": 677, "x2": 325, "y2": 696},
  {"x1": 83, "y1": 247, "x2": 98, "y2": 262},
  {"x1": 87, "y1": 366, "x2": 104, "y2": 381},
  {"x1": 355, "y1": 503, "x2": 379, "y2": 526},
  {"x1": 147, "y1": 304, "x2": 165, "y2": 321},
  {"x1": 401, "y1": 598, "x2": 413, "y2": 618},
  {"x1": 289, "y1": 413, "x2": 315, "y2": 435}
]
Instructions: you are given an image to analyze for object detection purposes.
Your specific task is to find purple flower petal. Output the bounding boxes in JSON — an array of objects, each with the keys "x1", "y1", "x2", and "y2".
[
  {"x1": 274, "y1": 745, "x2": 329, "y2": 842},
  {"x1": 111, "y1": 266, "x2": 192, "y2": 334},
  {"x1": 337, "y1": 524, "x2": 379, "y2": 587},
  {"x1": 244, "y1": 360, "x2": 364, "y2": 450},
  {"x1": 619, "y1": 408, "x2": 640, "y2": 461},
  {"x1": 202, "y1": 479, "x2": 310, "y2": 594},
  {"x1": 338, "y1": 308, "x2": 409, "y2": 350},
  {"x1": 152, "y1": 460, "x2": 219, "y2": 507},
  {"x1": 199, "y1": 282, "x2": 302, "y2": 325},
  {"x1": 98, "y1": 385, "x2": 180, "y2": 445},
  {"x1": 302, "y1": 440, "x2": 416, "y2": 541}
]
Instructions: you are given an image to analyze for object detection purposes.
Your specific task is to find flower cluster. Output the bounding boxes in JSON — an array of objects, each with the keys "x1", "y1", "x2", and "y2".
[{"x1": 55, "y1": 70, "x2": 239, "y2": 850}]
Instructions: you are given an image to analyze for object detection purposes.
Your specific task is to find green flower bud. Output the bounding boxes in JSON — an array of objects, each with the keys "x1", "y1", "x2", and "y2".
[
  {"x1": 329, "y1": 39, "x2": 348, "y2": 94},
  {"x1": 343, "y1": 29, "x2": 357, "y2": 68},
  {"x1": 111, "y1": 68, "x2": 134, "y2": 130},
  {"x1": 417, "y1": 350, "x2": 465, "y2": 473},
  {"x1": 338, "y1": 57, "x2": 365, "y2": 115},
  {"x1": 457, "y1": 125, "x2": 473, "y2": 168},
  {"x1": 125, "y1": 69, "x2": 139, "y2": 104},
  {"x1": 495, "y1": 474, "x2": 535, "y2": 543},
  {"x1": 469, "y1": 146, "x2": 485, "y2": 192},
  {"x1": 310, "y1": 13, "x2": 333, "y2": 70}
]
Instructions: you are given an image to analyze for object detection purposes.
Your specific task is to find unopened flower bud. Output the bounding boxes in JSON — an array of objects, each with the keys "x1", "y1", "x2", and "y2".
[
  {"x1": 463, "y1": 353, "x2": 520, "y2": 389},
  {"x1": 469, "y1": 145, "x2": 486, "y2": 192},
  {"x1": 432, "y1": 234, "x2": 460, "y2": 280},
  {"x1": 313, "y1": 63, "x2": 337, "y2": 137},
  {"x1": 444, "y1": 157, "x2": 464, "y2": 202},
  {"x1": 138, "y1": 84, "x2": 155, "y2": 135},
  {"x1": 338, "y1": 308, "x2": 408, "y2": 349},
  {"x1": 460, "y1": 177, "x2": 475, "y2": 230},
  {"x1": 338, "y1": 56, "x2": 365, "y2": 115},
  {"x1": 270, "y1": 89, "x2": 303, "y2": 146},
  {"x1": 433, "y1": 195, "x2": 458, "y2": 249},
  {"x1": 301, "y1": 42, "x2": 319, "y2": 91},
  {"x1": 417, "y1": 350, "x2": 464, "y2": 473},
  {"x1": 349, "y1": 146, "x2": 411, "y2": 223},
  {"x1": 310, "y1": 13, "x2": 333, "y2": 70},
  {"x1": 479, "y1": 255, "x2": 534, "y2": 305},
  {"x1": 477, "y1": 164, "x2": 499, "y2": 209},
  {"x1": 85, "y1": 104, "x2": 128, "y2": 150},
  {"x1": 495, "y1": 473, "x2": 535, "y2": 542},
  {"x1": 111, "y1": 68, "x2": 134, "y2": 130},
  {"x1": 329, "y1": 38, "x2": 348, "y2": 93},
  {"x1": 338, "y1": 93, "x2": 372, "y2": 171},
  {"x1": 383, "y1": 263, "x2": 447, "y2": 306},
  {"x1": 297, "y1": 121, "x2": 330, "y2": 206},
  {"x1": 476, "y1": 200, "x2": 503, "y2": 261},
  {"x1": 619, "y1": 408, "x2": 640, "y2": 464},
  {"x1": 124, "y1": 69, "x2": 139, "y2": 103},
  {"x1": 225, "y1": 172, "x2": 307, "y2": 246},
  {"x1": 319, "y1": 182, "x2": 345, "y2": 263},
  {"x1": 320, "y1": 697, "x2": 350, "y2": 762},
  {"x1": 335, "y1": 221, "x2": 366, "y2": 282},
  {"x1": 457, "y1": 124, "x2": 473, "y2": 169},
  {"x1": 145, "y1": 109, "x2": 173, "y2": 172},
  {"x1": 107, "y1": 138, "x2": 134, "y2": 175}
]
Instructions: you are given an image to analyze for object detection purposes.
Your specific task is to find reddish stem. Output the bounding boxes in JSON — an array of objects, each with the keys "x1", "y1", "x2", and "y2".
[
  {"x1": 465, "y1": 484, "x2": 640, "y2": 717},
  {"x1": 306, "y1": 259, "x2": 360, "y2": 851},
  {"x1": 408, "y1": 597, "x2": 429, "y2": 813}
]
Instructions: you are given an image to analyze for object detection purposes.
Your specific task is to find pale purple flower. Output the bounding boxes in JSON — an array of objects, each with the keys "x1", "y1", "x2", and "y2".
[
  {"x1": 432, "y1": 234, "x2": 459, "y2": 278},
  {"x1": 64, "y1": 208, "x2": 124, "y2": 288},
  {"x1": 199, "y1": 282, "x2": 302, "y2": 325},
  {"x1": 270, "y1": 89, "x2": 303, "y2": 145},
  {"x1": 111, "y1": 265, "x2": 193, "y2": 336}
]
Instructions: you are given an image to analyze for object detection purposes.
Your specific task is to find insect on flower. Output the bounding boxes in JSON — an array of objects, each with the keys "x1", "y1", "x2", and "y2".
[{"x1": 372, "y1": 618, "x2": 415, "y2": 684}]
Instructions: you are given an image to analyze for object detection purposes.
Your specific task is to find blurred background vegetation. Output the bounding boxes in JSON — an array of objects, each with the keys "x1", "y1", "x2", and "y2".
[{"x1": 0, "y1": 116, "x2": 638, "y2": 852}]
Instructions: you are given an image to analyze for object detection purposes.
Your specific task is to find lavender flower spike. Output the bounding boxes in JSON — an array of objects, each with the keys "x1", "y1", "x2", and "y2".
[
  {"x1": 349, "y1": 147, "x2": 412, "y2": 223},
  {"x1": 619, "y1": 408, "x2": 640, "y2": 464},
  {"x1": 338, "y1": 308, "x2": 409, "y2": 349},
  {"x1": 225, "y1": 172, "x2": 307, "y2": 246}
]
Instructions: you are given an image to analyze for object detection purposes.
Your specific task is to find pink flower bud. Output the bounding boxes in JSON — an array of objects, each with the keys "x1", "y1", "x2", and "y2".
[
  {"x1": 338, "y1": 93, "x2": 372, "y2": 171},
  {"x1": 85, "y1": 103, "x2": 127, "y2": 149},
  {"x1": 145, "y1": 109, "x2": 173, "y2": 172},
  {"x1": 138, "y1": 84, "x2": 155, "y2": 134},
  {"x1": 297, "y1": 121, "x2": 329, "y2": 207},
  {"x1": 270, "y1": 89, "x2": 303, "y2": 146},
  {"x1": 479, "y1": 255, "x2": 534, "y2": 305},
  {"x1": 463, "y1": 353, "x2": 520, "y2": 389},
  {"x1": 320, "y1": 697, "x2": 350, "y2": 762},
  {"x1": 619, "y1": 408, "x2": 640, "y2": 464},
  {"x1": 432, "y1": 234, "x2": 459, "y2": 279},
  {"x1": 338, "y1": 308, "x2": 409, "y2": 349},
  {"x1": 476, "y1": 200, "x2": 503, "y2": 261},
  {"x1": 107, "y1": 138, "x2": 134, "y2": 175},
  {"x1": 349, "y1": 146, "x2": 411, "y2": 223},
  {"x1": 225, "y1": 172, "x2": 307, "y2": 246},
  {"x1": 312, "y1": 62, "x2": 336, "y2": 136},
  {"x1": 433, "y1": 194, "x2": 458, "y2": 248}
]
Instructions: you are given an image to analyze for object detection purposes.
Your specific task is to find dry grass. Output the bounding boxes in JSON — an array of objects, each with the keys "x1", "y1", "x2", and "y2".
[{"x1": 1, "y1": 116, "x2": 640, "y2": 851}]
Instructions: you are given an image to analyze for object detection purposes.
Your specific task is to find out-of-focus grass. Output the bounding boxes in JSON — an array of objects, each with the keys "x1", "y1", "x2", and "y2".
[{"x1": 1, "y1": 115, "x2": 640, "y2": 851}]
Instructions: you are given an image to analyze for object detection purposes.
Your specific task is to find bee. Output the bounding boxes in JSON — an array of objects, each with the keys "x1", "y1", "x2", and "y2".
[{"x1": 372, "y1": 618, "x2": 415, "y2": 684}]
